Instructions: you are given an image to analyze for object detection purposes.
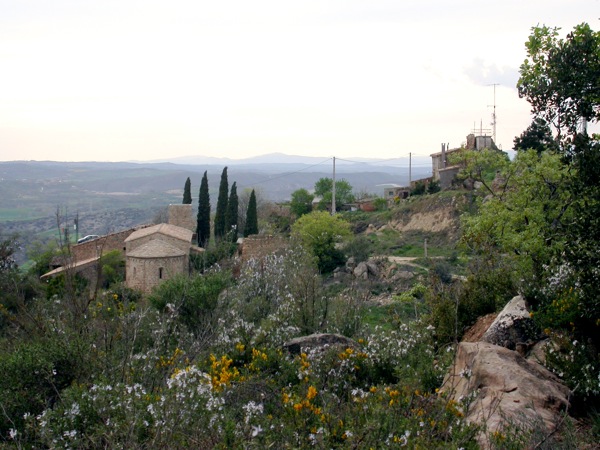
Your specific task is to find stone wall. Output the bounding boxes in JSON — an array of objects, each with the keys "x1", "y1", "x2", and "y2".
[
  {"x1": 241, "y1": 235, "x2": 287, "y2": 264},
  {"x1": 168, "y1": 204, "x2": 196, "y2": 232},
  {"x1": 71, "y1": 227, "x2": 144, "y2": 262},
  {"x1": 126, "y1": 255, "x2": 188, "y2": 293}
]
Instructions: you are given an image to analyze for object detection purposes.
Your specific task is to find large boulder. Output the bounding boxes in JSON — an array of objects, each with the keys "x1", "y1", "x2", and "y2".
[
  {"x1": 283, "y1": 333, "x2": 358, "y2": 355},
  {"x1": 441, "y1": 341, "x2": 571, "y2": 449},
  {"x1": 481, "y1": 295, "x2": 539, "y2": 350}
]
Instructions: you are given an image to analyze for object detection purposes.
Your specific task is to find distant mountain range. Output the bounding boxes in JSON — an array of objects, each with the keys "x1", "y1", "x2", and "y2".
[{"x1": 133, "y1": 151, "x2": 433, "y2": 174}]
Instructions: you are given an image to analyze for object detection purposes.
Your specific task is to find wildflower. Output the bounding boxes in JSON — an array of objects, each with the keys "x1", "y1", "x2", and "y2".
[
  {"x1": 9, "y1": 429, "x2": 17, "y2": 440},
  {"x1": 251, "y1": 425, "x2": 263, "y2": 437}
]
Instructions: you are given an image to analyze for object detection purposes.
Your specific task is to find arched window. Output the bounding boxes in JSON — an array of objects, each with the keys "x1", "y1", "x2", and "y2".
[{"x1": 159, "y1": 267, "x2": 163, "y2": 279}]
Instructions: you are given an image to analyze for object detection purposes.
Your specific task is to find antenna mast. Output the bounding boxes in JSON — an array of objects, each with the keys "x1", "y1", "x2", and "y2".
[{"x1": 488, "y1": 83, "x2": 499, "y2": 143}]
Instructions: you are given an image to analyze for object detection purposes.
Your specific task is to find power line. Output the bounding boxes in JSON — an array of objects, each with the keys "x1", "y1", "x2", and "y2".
[{"x1": 238, "y1": 157, "x2": 333, "y2": 189}]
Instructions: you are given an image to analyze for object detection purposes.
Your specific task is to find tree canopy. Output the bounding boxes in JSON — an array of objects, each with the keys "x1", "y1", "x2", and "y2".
[
  {"x1": 243, "y1": 189, "x2": 258, "y2": 237},
  {"x1": 214, "y1": 167, "x2": 229, "y2": 241},
  {"x1": 225, "y1": 182, "x2": 239, "y2": 242},
  {"x1": 196, "y1": 171, "x2": 210, "y2": 248},
  {"x1": 290, "y1": 188, "x2": 314, "y2": 218},
  {"x1": 513, "y1": 117, "x2": 558, "y2": 153},
  {"x1": 291, "y1": 211, "x2": 351, "y2": 273},
  {"x1": 314, "y1": 178, "x2": 354, "y2": 211},
  {"x1": 517, "y1": 23, "x2": 600, "y2": 148},
  {"x1": 182, "y1": 177, "x2": 192, "y2": 204}
]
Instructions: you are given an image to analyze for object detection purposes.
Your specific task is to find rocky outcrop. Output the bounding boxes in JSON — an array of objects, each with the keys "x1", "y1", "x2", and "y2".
[
  {"x1": 442, "y1": 295, "x2": 571, "y2": 448},
  {"x1": 481, "y1": 295, "x2": 540, "y2": 350},
  {"x1": 441, "y1": 342, "x2": 571, "y2": 449},
  {"x1": 283, "y1": 333, "x2": 357, "y2": 355}
]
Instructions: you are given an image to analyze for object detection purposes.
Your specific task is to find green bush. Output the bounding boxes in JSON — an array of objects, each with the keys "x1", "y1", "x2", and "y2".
[
  {"x1": 0, "y1": 338, "x2": 84, "y2": 437},
  {"x1": 148, "y1": 272, "x2": 231, "y2": 336}
]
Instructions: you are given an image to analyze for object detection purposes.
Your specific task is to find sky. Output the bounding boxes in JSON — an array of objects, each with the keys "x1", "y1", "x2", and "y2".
[{"x1": 0, "y1": 0, "x2": 597, "y2": 162}]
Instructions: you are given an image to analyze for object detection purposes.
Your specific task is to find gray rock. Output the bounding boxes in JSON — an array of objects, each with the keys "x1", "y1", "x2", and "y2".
[
  {"x1": 353, "y1": 261, "x2": 369, "y2": 279},
  {"x1": 366, "y1": 260, "x2": 380, "y2": 278},
  {"x1": 441, "y1": 341, "x2": 571, "y2": 449},
  {"x1": 481, "y1": 295, "x2": 539, "y2": 350},
  {"x1": 283, "y1": 333, "x2": 358, "y2": 355}
]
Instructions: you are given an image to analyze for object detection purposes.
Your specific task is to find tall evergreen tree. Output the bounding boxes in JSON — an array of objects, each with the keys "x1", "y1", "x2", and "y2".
[
  {"x1": 214, "y1": 167, "x2": 228, "y2": 241},
  {"x1": 182, "y1": 177, "x2": 192, "y2": 204},
  {"x1": 197, "y1": 171, "x2": 211, "y2": 248},
  {"x1": 244, "y1": 189, "x2": 258, "y2": 237},
  {"x1": 225, "y1": 182, "x2": 239, "y2": 242}
]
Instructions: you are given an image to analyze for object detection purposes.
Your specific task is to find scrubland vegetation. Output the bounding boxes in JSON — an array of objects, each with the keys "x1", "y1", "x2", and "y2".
[{"x1": 1, "y1": 22, "x2": 599, "y2": 448}]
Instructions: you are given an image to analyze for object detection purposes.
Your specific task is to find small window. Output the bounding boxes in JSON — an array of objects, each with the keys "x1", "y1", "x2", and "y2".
[{"x1": 159, "y1": 267, "x2": 163, "y2": 279}]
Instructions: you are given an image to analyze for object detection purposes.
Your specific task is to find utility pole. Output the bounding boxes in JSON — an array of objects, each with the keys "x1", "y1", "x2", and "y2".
[{"x1": 332, "y1": 156, "x2": 336, "y2": 215}]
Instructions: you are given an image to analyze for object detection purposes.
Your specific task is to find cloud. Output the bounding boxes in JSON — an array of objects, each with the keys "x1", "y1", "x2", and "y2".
[{"x1": 463, "y1": 58, "x2": 520, "y2": 90}]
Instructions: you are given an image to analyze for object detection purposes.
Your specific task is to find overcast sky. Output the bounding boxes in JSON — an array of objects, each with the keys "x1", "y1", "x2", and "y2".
[{"x1": 0, "y1": 0, "x2": 597, "y2": 162}]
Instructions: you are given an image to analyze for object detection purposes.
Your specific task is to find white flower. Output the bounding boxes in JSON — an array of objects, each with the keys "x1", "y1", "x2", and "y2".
[
  {"x1": 9, "y1": 428, "x2": 17, "y2": 440},
  {"x1": 251, "y1": 425, "x2": 263, "y2": 437}
]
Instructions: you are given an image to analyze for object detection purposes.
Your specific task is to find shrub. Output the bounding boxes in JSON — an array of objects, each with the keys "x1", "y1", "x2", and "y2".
[{"x1": 148, "y1": 272, "x2": 231, "y2": 337}]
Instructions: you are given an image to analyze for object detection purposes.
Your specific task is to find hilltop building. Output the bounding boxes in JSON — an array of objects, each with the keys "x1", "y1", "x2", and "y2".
[{"x1": 42, "y1": 204, "x2": 203, "y2": 294}]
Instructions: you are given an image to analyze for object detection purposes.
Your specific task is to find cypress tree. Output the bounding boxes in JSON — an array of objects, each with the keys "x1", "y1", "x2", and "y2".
[
  {"x1": 214, "y1": 167, "x2": 228, "y2": 241},
  {"x1": 182, "y1": 177, "x2": 192, "y2": 204},
  {"x1": 244, "y1": 189, "x2": 258, "y2": 237},
  {"x1": 197, "y1": 171, "x2": 211, "y2": 248},
  {"x1": 225, "y1": 182, "x2": 239, "y2": 242}
]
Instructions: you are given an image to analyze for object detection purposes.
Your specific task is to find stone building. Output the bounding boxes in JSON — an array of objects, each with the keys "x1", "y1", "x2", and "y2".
[
  {"x1": 124, "y1": 223, "x2": 196, "y2": 293},
  {"x1": 430, "y1": 133, "x2": 499, "y2": 189}
]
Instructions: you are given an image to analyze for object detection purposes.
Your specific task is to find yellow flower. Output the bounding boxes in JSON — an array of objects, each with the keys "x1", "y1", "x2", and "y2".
[{"x1": 307, "y1": 385, "x2": 318, "y2": 400}]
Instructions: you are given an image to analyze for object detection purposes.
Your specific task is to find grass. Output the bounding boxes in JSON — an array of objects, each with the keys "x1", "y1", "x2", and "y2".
[{"x1": 0, "y1": 208, "x2": 46, "y2": 222}]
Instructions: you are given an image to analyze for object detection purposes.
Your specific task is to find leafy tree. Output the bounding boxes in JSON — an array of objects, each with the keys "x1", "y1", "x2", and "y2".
[
  {"x1": 291, "y1": 211, "x2": 351, "y2": 273},
  {"x1": 314, "y1": 178, "x2": 354, "y2": 211},
  {"x1": 225, "y1": 182, "x2": 239, "y2": 242},
  {"x1": 518, "y1": 23, "x2": 600, "y2": 147},
  {"x1": 197, "y1": 171, "x2": 211, "y2": 248},
  {"x1": 244, "y1": 189, "x2": 258, "y2": 237},
  {"x1": 290, "y1": 188, "x2": 314, "y2": 218},
  {"x1": 182, "y1": 177, "x2": 192, "y2": 204},
  {"x1": 214, "y1": 167, "x2": 229, "y2": 241},
  {"x1": 461, "y1": 149, "x2": 572, "y2": 294},
  {"x1": 513, "y1": 117, "x2": 558, "y2": 153},
  {"x1": 453, "y1": 148, "x2": 510, "y2": 195},
  {"x1": 518, "y1": 23, "x2": 600, "y2": 347}
]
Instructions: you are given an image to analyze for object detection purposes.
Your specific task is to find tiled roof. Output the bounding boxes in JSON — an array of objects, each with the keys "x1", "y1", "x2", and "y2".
[
  {"x1": 127, "y1": 240, "x2": 187, "y2": 258},
  {"x1": 40, "y1": 256, "x2": 100, "y2": 279},
  {"x1": 124, "y1": 223, "x2": 193, "y2": 243}
]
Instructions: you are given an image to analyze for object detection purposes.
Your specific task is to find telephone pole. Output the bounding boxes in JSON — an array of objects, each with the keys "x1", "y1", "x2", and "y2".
[{"x1": 332, "y1": 156, "x2": 336, "y2": 215}]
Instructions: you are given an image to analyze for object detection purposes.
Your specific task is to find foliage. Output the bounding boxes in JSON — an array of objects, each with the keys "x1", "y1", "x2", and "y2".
[
  {"x1": 289, "y1": 188, "x2": 314, "y2": 218},
  {"x1": 343, "y1": 235, "x2": 372, "y2": 263},
  {"x1": 243, "y1": 189, "x2": 258, "y2": 237},
  {"x1": 182, "y1": 176, "x2": 192, "y2": 204},
  {"x1": 518, "y1": 23, "x2": 600, "y2": 146},
  {"x1": 148, "y1": 271, "x2": 231, "y2": 337},
  {"x1": 314, "y1": 177, "x2": 354, "y2": 211},
  {"x1": 513, "y1": 117, "x2": 558, "y2": 153},
  {"x1": 411, "y1": 181, "x2": 426, "y2": 196},
  {"x1": 0, "y1": 337, "x2": 84, "y2": 438},
  {"x1": 98, "y1": 250, "x2": 125, "y2": 289},
  {"x1": 214, "y1": 167, "x2": 229, "y2": 241},
  {"x1": 197, "y1": 170, "x2": 211, "y2": 248},
  {"x1": 291, "y1": 211, "x2": 352, "y2": 273},
  {"x1": 460, "y1": 149, "x2": 571, "y2": 295},
  {"x1": 225, "y1": 181, "x2": 239, "y2": 242},
  {"x1": 453, "y1": 148, "x2": 510, "y2": 193},
  {"x1": 427, "y1": 180, "x2": 441, "y2": 194}
]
